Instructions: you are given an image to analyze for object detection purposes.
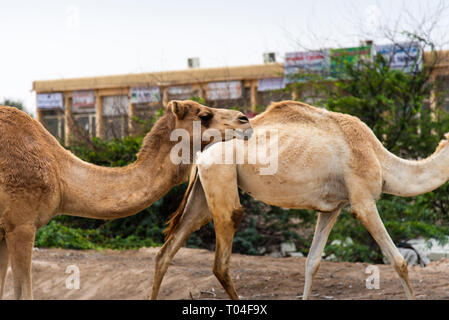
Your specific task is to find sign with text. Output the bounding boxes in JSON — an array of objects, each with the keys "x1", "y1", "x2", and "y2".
[
  {"x1": 73, "y1": 90, "x2": 95, "y2": 113},
  {"x1": 330, "y1": 46, "x2": 371, "y2": 78},
  {"x1": 284, "y1": 51, "x2": 330, "y2": 82},
  {"x1": 207, "y1": 81, "x2": 242, "y2": 100},
  {"x1": 375, "y1": 42, "x2": 421, "y2": 73},
  {"x1": 130, "y1": 86, "x2": 160, "y2": 103},
  {"x1": 37, "y1": 93, "x2": 64, "y2": 110}
]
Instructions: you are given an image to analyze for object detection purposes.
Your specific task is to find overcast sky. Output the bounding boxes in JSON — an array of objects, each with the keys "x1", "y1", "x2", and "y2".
[{"x1": 0, "y1": 0, "x2": 448, "y2": 114}]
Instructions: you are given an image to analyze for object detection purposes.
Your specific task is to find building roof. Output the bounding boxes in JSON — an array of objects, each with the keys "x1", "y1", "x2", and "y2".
[
  {"x1": 33, "y1": 50, "x2": 449, "y2": 93},
  {"x1": 33, "y1": 63, "x2": 284, "y2": 93},
  {"x1": 423, "y1": 50, "x2": 449, "y2": 69}
]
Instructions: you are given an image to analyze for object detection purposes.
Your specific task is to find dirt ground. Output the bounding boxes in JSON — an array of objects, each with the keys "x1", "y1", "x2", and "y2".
[{"x1": 3, "y1": 247, "x2": 449, "y2": 300}]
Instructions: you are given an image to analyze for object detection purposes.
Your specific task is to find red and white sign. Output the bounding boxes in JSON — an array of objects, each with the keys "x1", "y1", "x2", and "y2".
[{"x1": 73, "y1": 90, "x2": 95, "y2": 108}]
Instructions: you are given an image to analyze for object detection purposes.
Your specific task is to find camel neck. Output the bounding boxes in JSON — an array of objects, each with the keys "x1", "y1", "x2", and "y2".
[
  {"x1": 59, "y1": 114, "x2": 190, "y2": 219},
  {"x1": 380, "y1": 140, "x2": 449, "y2": 197}
]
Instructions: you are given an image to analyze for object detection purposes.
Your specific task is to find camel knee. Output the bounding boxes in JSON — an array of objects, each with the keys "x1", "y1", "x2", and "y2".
[
  {"x1": 213, "y1": 263, "x2": 226, "y2": 280},
  {"x1": 306, "y1": 257, "x2": 321, "y2": 277},
  {"x1": 154, "y1": 245, "x2": 171, "y2": 271},
  {"x1": 231, "y1": 207, "x2": 244, "y2": 230},
  {"x1": 393, "y1": 257, "x2": 409, "y2": 277}
]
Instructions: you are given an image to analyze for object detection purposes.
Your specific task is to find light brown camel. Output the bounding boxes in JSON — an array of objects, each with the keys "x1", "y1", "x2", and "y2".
[
  {"x1": 0, "y1": 100, "x2": 251, "y2": 299},
  {"x1": 150, "y1": 100, "x2": 449, "y2": 300}
]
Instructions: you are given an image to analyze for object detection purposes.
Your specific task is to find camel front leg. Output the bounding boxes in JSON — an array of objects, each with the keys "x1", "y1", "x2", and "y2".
[
  {"x1": 199, "y1": 163, "x2": 242, "y2": 300},
  {"x1": 303, "y1": 209, "x2": 341, "y2": 300},
  {"x1": 212, "y1": 213, "x2": 241, "y2": 300},
  {"x1": 5, "y1": 224, "x2": 35, "y2": 300},
  {"x1": 150, "y1": 177, "x2": 212, "y2": 300},
  {"x1": 0, "y1": 239, "x2": 9, "y2": 299}
]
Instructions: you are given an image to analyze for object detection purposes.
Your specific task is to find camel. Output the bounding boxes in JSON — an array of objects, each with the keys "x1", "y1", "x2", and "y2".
[
  {"x1": 0, "y1": 100, "x2": 252, "y2": 299},
  {"x1": 150, "y1": 100, "x2": 449, "y2": 300}
]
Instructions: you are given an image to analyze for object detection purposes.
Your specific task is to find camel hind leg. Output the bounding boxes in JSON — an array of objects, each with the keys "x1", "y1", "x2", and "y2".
[
  {"x1": 150, "y1": 176, "x2": 212, "y2": 300},
  {"x1": 351, "y1": 200, "x2": 415, "y2": 299}
]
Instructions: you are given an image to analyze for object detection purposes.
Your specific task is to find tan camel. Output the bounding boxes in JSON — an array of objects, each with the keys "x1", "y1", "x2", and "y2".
[
  {"x1": 150, "y1": 100, "x2": 449, "y2": 300},
  {"x1": 0, "y1": 100, "x2": 251, "y2": 299}
]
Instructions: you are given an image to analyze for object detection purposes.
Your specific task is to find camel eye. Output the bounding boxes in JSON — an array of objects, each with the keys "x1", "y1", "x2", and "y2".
[{"x1": 199, "y1": 113, "x2": 213, "y2": 121}]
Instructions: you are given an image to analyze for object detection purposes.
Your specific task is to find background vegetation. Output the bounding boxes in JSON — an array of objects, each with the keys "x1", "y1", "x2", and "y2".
[{"x1": 32, "y1": 42, "x2": 449, "y2": 263}]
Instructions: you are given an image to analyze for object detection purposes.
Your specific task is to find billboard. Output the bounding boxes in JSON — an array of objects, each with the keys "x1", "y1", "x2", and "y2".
[
  {"x1": 207, "y1": 81, "x2": 242, "y2": 100},
  {"x1": 284, "y1": 51, "x2": 330, "y2": 82},
  {"x1": 375, "y1": 42, "x2": 421, "y2": 73},
  {"x1": 130, "y1": 86, "x2": 161, "y2": 103},
  {"x1": 37, "y1": 93, "x2": 64, "y2": 110},
  {"x1": 257, "y1": 77, "x2": 286, "y2": 92},
  {"x1": 73, "y1": 90, "x2": 95, "y2": 113},
  {"x1": 330, "y1": 46, "x2": 371, "y2": 77}
]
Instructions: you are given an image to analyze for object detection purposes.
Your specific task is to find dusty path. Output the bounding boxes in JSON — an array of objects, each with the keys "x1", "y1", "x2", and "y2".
[{"x1": 3, "y1": 247, "x2": 449, "y2": 300}]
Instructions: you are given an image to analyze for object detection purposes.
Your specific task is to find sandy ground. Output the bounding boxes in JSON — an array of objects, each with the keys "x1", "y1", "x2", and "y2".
[{"x1": 3, "y1": 247, "x2": 449, "y2": 300}]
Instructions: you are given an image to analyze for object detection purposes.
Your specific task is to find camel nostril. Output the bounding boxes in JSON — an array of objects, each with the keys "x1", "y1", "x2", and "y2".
[{"x1": 238, "y1": 115, "x2": 249, "y2": 123}]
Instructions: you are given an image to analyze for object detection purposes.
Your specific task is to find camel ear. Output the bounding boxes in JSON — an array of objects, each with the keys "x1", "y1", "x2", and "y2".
[{"x1": 168, "y1": 101, "x2": 188, "y2": 120}]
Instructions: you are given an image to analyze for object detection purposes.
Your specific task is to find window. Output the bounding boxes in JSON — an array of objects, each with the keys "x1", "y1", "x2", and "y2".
[
  {"x1": 103, "y1": 95, "x2": 129, "y2": 139},
  {"x1": 74, "y1": 113, "x2": 96, "y2": 138},
  {"x1": 42, "y1": 110, "x2": 65, "y2": 141}
]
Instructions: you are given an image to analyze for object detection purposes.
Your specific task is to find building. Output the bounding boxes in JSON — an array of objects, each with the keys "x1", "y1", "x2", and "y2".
[
  {"x1": 33, "y1": 63, "x2": 289, "y2": 144},
  {"x1": 33, "y1": 48, "x2": 449, "y2": 145}
]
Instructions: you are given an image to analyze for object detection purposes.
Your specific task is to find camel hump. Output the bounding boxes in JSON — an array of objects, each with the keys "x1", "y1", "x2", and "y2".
[
  {"x1": 0, "y1": 106, "x2": 56, "y2": 193},
  {"x1": 0, "y1": 105, "x2": 32, "y2": 119},
  {"x1": 0, "y1": 106, "x2": 36, "y2": 132},
  {"x1": 252, "y1": 100, "x2": 328, "y2": 125},
  {"x1": 266, "y1": 100, "x2": 319, "y2": 113}
]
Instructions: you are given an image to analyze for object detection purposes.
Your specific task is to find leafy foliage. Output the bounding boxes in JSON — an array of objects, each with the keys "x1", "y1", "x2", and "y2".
[{"x1": 1, "y1": 99, "x2": 25, "y2": 112}]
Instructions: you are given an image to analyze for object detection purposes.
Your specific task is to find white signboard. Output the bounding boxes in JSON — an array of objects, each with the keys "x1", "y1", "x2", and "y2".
[
  {"x1": 207, "y1": 81, "x2": 242, "y2": 100},
  {"x1": 285, "y1": 50, "x2": 330, "y2": 82},
  {"x1": 375, "y1": 42, "x2": 422, "y2": 72},
  {"x1": 73, "y1": 90, "x2": 95, "y2": 113},
  {"x1": 258, "y1": 77, "x2": 286, "y2": 92},
  {"x1": 168, "y1": 86, "x2": 193, "y2": 96},
  {"x1": 37, "y1": 93, "x2": 63, "y2": 110},
  {"x1": 130, "y1": 86, "x2": 160, "y2": 103},
  {"x1": 103, "y1": 95, "x2": 129, "y2": 116}
]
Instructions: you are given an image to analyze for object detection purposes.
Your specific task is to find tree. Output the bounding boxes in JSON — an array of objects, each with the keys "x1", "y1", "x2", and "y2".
[{"x1": 1, "y1": 98, "x2": 25, "y2": 111}]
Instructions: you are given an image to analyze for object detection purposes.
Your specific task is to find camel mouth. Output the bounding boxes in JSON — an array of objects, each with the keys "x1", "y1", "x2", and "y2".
[{"x1": 234, "y1": 128, "x2": 253, "y2": 140}]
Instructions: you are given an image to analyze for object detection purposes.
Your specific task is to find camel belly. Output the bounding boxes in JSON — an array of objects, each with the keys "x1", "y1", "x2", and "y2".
[{"x1": 236, "y1": 131, "x2": 350, "y2": 211}]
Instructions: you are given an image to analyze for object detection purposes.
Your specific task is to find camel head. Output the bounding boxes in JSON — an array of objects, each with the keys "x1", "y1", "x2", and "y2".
[{"x1": 167, "y1": 100, "x2": 253, "y2": 147}]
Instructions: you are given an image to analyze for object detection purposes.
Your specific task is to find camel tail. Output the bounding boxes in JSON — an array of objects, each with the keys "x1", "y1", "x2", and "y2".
[
  {"x1": 163, "y1": 166, "x2": 198, "y2": 241},
  {"x1": 376, "y1": 133, "x2": 449, "y2": 197}
]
